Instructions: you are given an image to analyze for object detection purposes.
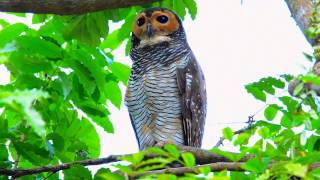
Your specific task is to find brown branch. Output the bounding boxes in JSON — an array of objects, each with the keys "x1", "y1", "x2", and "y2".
[
  {"x1": 176, "y1": 145, "x2": 253, "y2": 164},
  {"x1": 136, "y1": 162, "x2": 245, "y2": 177},
  {"x1": 0, "y1": 145, "x2": 250, "y2": 178},
  {"x1": 0, "y1": 155, "x2": 121, "y2": 177},
  {"x1": 0, "y1": 0, "x2": 159, "y2": 15},
  {"x1": 137, "y1": 162, "x2": 320, "y2": 177}
]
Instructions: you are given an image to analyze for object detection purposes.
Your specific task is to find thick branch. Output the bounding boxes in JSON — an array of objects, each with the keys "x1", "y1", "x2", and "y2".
[
  {"x1": 0, "y1": 145, "x2": 250, "y2": 178},
  {"x1": 284, "y1": 0, "x2": 317, "y2": 45},
  {"x1": 138, "y1": 162, "x2": 320, "y2": 177},
  {"x1": 137, "y1": 162, "x2": 245, "y2": 177},
  {"x1": 0, "y1": 0, "x2": 159, "y2": 15},
  {"x1": 177, "y1": 145, "x2": 253, "y2": 164}
]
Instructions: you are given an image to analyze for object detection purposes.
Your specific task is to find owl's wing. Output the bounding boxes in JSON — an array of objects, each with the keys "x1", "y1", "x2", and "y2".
[{"x1": 176, "y1": 53, "x2": 207, "y2": 147}]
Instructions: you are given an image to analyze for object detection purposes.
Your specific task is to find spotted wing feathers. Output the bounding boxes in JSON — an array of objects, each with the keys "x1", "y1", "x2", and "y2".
[{"x1": 177, "y1": 54, "x2": 207, "y2": 147}]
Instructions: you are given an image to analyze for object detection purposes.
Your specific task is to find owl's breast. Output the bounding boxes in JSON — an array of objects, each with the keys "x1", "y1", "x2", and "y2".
[{"x1": 125, "y1": 62, "x2": 185, "y2": 149}]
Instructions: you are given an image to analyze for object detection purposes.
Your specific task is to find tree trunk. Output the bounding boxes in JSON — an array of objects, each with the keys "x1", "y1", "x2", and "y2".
[
  {"x1": 0, "y1": 0, "x2": 159, "y2": 15},
  {"x1": 284, "y1": 0, "x2": 319, "y2": 46}
]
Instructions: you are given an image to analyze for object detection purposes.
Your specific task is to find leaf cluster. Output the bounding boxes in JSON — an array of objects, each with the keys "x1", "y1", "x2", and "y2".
[{"x1": 0, "y1": 0, "x2": 198, "y2": 179}]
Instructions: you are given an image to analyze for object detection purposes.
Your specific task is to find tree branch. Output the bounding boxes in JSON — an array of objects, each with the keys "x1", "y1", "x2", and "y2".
[
  {"x1": 136, "y1": 162, "x2": 245, "y2": 177},
  {"x1": 177, "y1": 145, "x2": 253, "y2": 164},
  {"x1": 0, "y1": 145, "x2": 251, "y2": 178},
  {"x1": 284, "y1": 0, "x2": 318, "y2": 45},
  {"x1": 0, "y1": 0, "x2": 159, "y2": 15},
  {"x1": 137, "y1": 162, "x2": 320, "y2": 177},
  {"x1": 0, "y1": 155, "x2": 120, "y2": 177}
]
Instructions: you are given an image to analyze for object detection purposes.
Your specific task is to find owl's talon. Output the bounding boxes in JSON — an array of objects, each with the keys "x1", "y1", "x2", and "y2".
[{"x1": 154, "y1": 142, "x2": 165, "y2": 148}]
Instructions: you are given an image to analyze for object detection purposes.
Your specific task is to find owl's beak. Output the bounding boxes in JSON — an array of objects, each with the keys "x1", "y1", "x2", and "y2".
[{"x1": 146, "y1": 24, "x2": 153, "y2": 38}]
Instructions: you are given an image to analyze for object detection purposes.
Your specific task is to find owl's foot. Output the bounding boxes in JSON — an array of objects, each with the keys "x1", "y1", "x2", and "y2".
[{"x1": 154, "y1": 141, "x2": 174, "y2": 148}]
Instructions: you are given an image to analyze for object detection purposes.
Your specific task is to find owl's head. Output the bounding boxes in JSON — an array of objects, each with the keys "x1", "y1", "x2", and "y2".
[{"x1": 131, "y1": 7, "x2": 186, "y2": 48}]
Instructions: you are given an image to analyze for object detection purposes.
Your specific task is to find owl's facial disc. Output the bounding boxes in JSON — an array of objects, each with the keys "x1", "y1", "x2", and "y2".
[{"x1": 132, "y1": 9, "x2": 180, "y2": 47}]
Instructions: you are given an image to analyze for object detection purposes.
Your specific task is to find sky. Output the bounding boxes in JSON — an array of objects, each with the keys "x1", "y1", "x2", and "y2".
[{"x1": 0, "y1": 0, "x2": 314, "y2": 157}]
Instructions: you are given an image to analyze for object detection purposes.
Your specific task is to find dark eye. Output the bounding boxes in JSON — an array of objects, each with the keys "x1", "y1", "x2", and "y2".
[
  {"x1": 157, "y1": 15, "x2": 169, "y2": 24},
  {"x1": 137, "y1": 17, "x2": 145, "y2": 27}
]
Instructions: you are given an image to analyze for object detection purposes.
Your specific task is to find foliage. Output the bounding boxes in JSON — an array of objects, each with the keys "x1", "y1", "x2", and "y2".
[
  {"x1": 0, "y1": 0, "x2": 198, "y2": 179},
  {"x1": 1, "y1": 0, "x2": 320, "y2": 179}
]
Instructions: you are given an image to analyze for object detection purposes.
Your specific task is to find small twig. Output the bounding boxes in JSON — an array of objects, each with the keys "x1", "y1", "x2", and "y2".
[{"x1": 214, "y1": 116, "x2": 255, "y2": 148}]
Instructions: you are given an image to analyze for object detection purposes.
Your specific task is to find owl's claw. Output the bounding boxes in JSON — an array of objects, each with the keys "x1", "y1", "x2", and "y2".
[{"x1": 154, "y1": 141, "x2": 174, "y2": 148}]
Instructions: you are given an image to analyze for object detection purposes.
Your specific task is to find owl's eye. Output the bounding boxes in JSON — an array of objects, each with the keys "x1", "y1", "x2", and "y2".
[
  {"x1": 137, "y1": 17, "x2": 145, "y2": 27},
  {"x1": 157, "y1": 15, "x2": 169, "y2": 24}
]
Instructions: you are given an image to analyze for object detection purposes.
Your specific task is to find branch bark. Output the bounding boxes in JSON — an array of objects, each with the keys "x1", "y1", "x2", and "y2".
[
  {"x1": 137, "y1": 162, "x2": 320, "y2": 177},
  {"x1": 0, "y1": 0, "x2": 159, "y2": 15},
  {"x1": 284, "y1": 0, "x2": 318, "y2": 45},
  {"x1": 136, "y1": 162, "x2": 245, "y2": 177},
  {"x1": 0, "y1": 145, "x2": 251, "y2": 178}
]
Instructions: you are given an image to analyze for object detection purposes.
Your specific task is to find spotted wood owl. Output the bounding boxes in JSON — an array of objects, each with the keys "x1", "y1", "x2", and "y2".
[{"x1": 125, "y1": 7, "x2": 206, "y2": 150}]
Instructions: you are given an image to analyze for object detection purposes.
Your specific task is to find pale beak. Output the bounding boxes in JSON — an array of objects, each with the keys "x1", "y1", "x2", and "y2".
[{"x1": 146, "y1": 24, "x2": 153, "y2": 38}]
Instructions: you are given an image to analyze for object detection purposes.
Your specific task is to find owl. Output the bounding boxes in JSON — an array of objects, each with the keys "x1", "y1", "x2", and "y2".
[{"x1": 125, "y1": 7, "x2": 206, "y2": 150}]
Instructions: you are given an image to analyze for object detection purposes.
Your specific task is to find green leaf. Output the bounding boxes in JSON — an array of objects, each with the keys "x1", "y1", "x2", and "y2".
[
  {"x1": 310, "y1": 168, "x2": 320, "y2": 179},
  {"x1": 94, "y1": 168, "x2": 124, "y2": 180},
  {"x1": 293, "y1": 82, "x2": 304, "y2": 96},
  {"x1": 72, "y1": 49, "x2": 107, "y2": 102},
  {"x1": 241, "y1": 157, "x2": 269, "y2": 173},
  {"x1": 184, "y1": 0, "x2": 197, "y2": 19},
  {"x1": 6, "y1": 13, "x2": 26, "y2": 17},
  {"x1": 66, "y1": 58, "x2": 96, "y2": 96},
  {"x1": 100, "y1": 10, "x2": 135, "y2": 50},
  {"x1": 211, "y1": 148, "x2": 236, "y2": 162},
  {"x1": 0, "y1": 89, "x2": 48, "y2": 136},
  {"x1": 16, "y1": 36, "x2": 62, "y2": 59},
  {"x1": 279, "y1": 96, "x2": 299, "y2": 113},
  {"x1": 181, "y1": 152, "x2": 195, "y2": 167},
  {"x1": 264, "y1": 104, "x2": 280, "y2": 121},
  {"x1": 222, "y1": 127, "x2": 234, "y2": 141},
  {"x1": 280, "y1": 112, "x2": 292, "y2": 128},
  {"x1": 266, "y1": 77, "x2": 285, "y2": 89},
  {"x1": 164, "y1": 144, "x2": 179, "y2": 158},
  {"x1": 64, "y1": 165, "x2": 93, "y2": 180},
  {"x1": 7, "y1": 51, "x2": 53, "y2": 74},
  {"x1": 121, "y1": 152, "x2": 144, "y2": 166},
  {"x1": 0, "y1": 23, "x2": 27, "y2": 48},
  {"x1": 105, "y1": 81, "x2": 122, "y2": 109},
  {"x1": 58, "y1": 72, "x2": 73, "y2": 99},
  {"x1": 0, "y1": 19, "x2": 9, "y2": 28},
  {"x1": 0, "y1": 145, "x2": 9, "y2": 168},
  {"x1": 258, "y1": 127, "x2": 270, "y2": 139},
  {"x1": 198, "y1": 166, "x2": 211, "y2": 176},
  {"x1": 56, "y1": 117, "x2": 100, "y2": 160},
  {"x1": 284, "y1": 163, "x2": 308, "y2": 178},
  {"x1": 32, "y1": 15, "x2": 49, "y2": 24},
  {"x1": 109, "y1": 62, "x2": 131, "y2": 85},
  {"x1": 100, "y1": 29, "x2": 122, "y2": 51},
  {"x1": 234, "y1": 133, "x2": 250, "y2": 146},
  {"x1": 303, "y1": 52, "x2": 315, "y2": 62},
  {"x1": 301, "y1": 74, "x2": 320, "y2": 85},
  {"x1": 90, "y1": 115, "x2": 114, "y2": 133},
  {"x1": 245, "y1": 85, "x2": 266, "y2": 102},
  {"x1": 62, "y1": 13, "x2": 109, "y2": 46},
  {"x1": 173, "y1": 0, "x2": 186, "y2": 20}
]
